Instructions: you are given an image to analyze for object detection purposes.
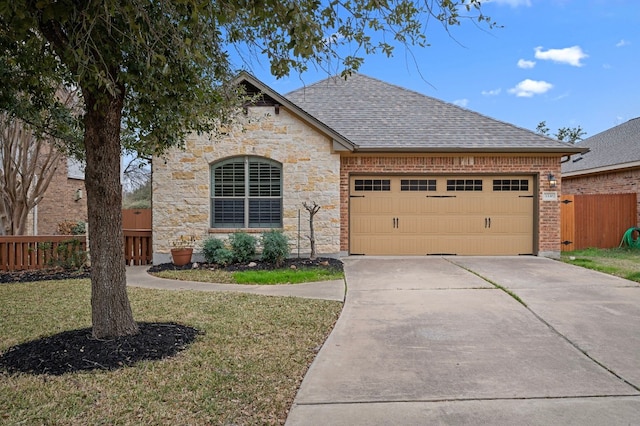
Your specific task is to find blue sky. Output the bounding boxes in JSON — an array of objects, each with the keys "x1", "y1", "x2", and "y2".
[{"x1": 236, "y1": 0, "x2": 639, "y2": 140}]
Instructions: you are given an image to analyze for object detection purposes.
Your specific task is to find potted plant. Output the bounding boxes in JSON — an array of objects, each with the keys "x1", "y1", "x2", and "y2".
[{"x1": 170, "y1": 235, "x2": 196, "y2": 266}]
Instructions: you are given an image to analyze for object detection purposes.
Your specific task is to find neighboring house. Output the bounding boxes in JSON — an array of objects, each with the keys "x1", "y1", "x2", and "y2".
[
  {"x1": 562, "y1": 117, "x2": 640, "y2": 226},
  {"x1": 152, "y1": 72, "x2": 583, "y2": 263},
  {"x1": 30, "y1": 157, "x2": 87, "y2": 235}
]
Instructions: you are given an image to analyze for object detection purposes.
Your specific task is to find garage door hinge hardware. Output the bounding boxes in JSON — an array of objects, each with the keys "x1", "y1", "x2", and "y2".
[
  {"x1": 426, "y1": 195, "x2": 456, "y2": 198},
  {"x1": 350, "y1": 195, "x2": 365, "y2": 198},
  {"x1": 519, "y1": 195, "x2": 534, "y2": 198},
  {"x1": 561, "y1": 240, "x2": 573, "y2": 245},
  {"x1": 561, "y1": 199, "x2": 573, "y2": 204},
  {"x1": 484, "y1": 217, "x2": 492, "y2": 228},
  {"x1": 392, "y1": 217, "x2": 399, "y2": 228}
]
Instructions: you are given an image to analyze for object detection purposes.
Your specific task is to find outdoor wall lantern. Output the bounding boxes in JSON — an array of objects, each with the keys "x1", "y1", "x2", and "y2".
[{"x1": 548, "y1": 173, "x2": 557, "y2": 188}]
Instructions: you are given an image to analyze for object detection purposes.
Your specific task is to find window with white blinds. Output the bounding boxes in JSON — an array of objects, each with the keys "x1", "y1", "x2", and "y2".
[{"x1": 211, "y1": 157, "x2": 282, "y2": 228}]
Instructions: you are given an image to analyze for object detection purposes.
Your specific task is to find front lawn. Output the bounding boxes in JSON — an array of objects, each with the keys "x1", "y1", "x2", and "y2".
[
  {"x1": 561, "y1": 247, "x2": 640, "y2": 282},
  {"x1": 0, "y1": 279, "x2": 342, "y2": 425}
]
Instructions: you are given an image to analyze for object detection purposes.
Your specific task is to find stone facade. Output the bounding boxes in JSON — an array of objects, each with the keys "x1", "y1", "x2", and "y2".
[
  {"x1": 152, "y1": 105, "x2": 342, "y2": 264},
  {"x1": 563, "y1": 168, "x2": 640, "y2": 226},
  {"x1": 340, "y1": 154, "x2": 563, "y2": 257},
  {"x1": 35, "y1": 156, "x2": 87, "y2": 235}
]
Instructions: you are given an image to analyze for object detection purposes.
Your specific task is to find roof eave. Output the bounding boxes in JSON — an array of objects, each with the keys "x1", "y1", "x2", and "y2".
[
  {"x1": 350, "y1": 146, "x2": 588, "y2": 154},
  {"x1": 563, "y1": 160, "x2": 640, "y2": 178}
]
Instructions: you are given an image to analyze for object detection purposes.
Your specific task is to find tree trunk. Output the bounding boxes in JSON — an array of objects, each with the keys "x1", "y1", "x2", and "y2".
[
  {"x1": 83, "y1": 88, "x2": 138, "y2": 339},
  {"x1": 303, "y1": 202, "x2": 321, "y2": 260}
]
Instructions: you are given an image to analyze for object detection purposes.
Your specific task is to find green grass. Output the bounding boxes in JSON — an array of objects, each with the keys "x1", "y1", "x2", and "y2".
[
  {"x1": 562, "y1": 247, "x2": 640, "y2": 283},
  {"x1": 152, "y1": 267, "x2": 344, "y2": 285},
  {"x1": 234, "y1": 268, "x2": 344, "y2": 285},
  {"x1": 0, "y1": 279, "x2": 342, "y2": 425}
]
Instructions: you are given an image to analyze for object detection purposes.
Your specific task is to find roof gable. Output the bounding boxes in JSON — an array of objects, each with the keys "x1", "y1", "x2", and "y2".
[
  {"x1": 233, "y1": 72, "x2": 355, "y2": 151},
  {"x1": 562, "y1": 117, "x2": 640, "y2": 175},
  {"x1": 285, "y1": 74, "x2": 583, "y2": 154}
]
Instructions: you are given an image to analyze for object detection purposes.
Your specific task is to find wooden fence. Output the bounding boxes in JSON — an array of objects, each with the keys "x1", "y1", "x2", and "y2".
[
  {"x1": 561, "y1": 193, "x2": 638, "y2": 251},
  {"x1": 0, "y1": 235, "x2": 87, "y2": 272},
  {"x1": 123, "y1": 209, "x2": 152, "y2": 265}
]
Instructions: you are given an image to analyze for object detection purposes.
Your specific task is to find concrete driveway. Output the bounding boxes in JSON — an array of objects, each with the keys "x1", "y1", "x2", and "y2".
[{"x1": 286, "y1": 256, "x2": 640, "y2": 425}]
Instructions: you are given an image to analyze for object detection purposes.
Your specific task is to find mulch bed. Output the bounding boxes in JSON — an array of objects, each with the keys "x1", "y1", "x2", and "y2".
[
  {"x1": 0, "y1": 267, "x2": 91, "y2": 284},
  {"x1": 147, "y1": 256, "x2": 344, "y2": 273},
  {"x1": 0, "y1": 322, "x2": 201, "y2": 376}
]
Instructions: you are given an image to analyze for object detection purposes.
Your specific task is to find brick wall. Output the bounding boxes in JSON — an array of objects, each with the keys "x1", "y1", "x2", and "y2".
[
  {"x1": 340, "y1": 154, "x2": 563, "y2": 257},
  {"x1": 152, "y1": 105, "x2": 342, "y2": 264},
  {"x1": 36, "y1": 156, "x2": 87, "y2": 235},
  {"x1": 563, "y1": 168, "x2": 640, "y2": 226}
]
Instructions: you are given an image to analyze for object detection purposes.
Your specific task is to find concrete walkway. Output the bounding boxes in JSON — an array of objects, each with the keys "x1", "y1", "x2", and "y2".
[
  {"x1": 125, "y1": 265, "x2": 345, "y2": 302},
  {"x1": 286, "y1": 256, "x2": 640, "y2": 425}
]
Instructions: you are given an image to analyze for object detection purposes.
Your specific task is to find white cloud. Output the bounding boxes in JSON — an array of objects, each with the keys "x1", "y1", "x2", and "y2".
[
  {"x1": 453, "y1": 99, "x2": 469, "y2": 107},
  {"x1": 517, "y1": 59, "x2": 536, "y2": 69},
  {"x1": 508, "y1": 79, "x2": 553, "y2": 97},
  {"x1": 616, "y1": 39, "x2": 630, "y2": 47},
  {"x1": 534, "y1": 46, "x2": 588, "y2": 67},
  {"x1": 481, "y1": 88, "x2": 502, "y2": 96}
]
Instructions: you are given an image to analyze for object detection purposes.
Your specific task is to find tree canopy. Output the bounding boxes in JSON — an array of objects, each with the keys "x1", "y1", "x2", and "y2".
[
  {"x1": 0, "y1": 0, "x2": 494, "y2": 338},
  {"x1": 536, "y1": 121, "x2": 586, "y2": 144}
]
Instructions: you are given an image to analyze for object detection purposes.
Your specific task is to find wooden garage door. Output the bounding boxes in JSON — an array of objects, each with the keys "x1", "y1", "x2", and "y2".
[{"x1": 349, "y1": 176, "x2": 534, "y2": 255}]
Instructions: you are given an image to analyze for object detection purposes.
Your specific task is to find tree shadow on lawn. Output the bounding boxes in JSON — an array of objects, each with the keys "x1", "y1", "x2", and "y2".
[{"x1": 0, "y1": 322, "x2": 201, "y2": 376}]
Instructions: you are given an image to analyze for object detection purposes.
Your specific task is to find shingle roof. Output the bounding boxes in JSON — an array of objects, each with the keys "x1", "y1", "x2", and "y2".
[
  {"x1": 285, "y1": 74, "x2": 582, "y2": 153},
  {"x1": 562, "y1": 117, "x2": 640, "y2": 175}
]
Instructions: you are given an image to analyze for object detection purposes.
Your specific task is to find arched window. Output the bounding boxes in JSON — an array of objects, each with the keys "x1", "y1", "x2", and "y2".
[{"x1": 210, "y1": 156, "x2": 282, "y2": 228}]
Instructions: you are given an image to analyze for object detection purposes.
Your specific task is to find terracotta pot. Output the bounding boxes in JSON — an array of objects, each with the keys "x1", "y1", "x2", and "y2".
[{"x1": 171, "y1": 248, "x2": 193, "y2": 266}]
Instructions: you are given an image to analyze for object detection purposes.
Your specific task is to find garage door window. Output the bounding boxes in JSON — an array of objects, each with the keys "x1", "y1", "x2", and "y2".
[
  {"x1": 401, "y1": 179, "x2": 436, "y2": 191},
  {"x1": 447, "y1": 179, "x2": 482, "y2": 191},
  {"x1": 493, "y1": 179, "x2": 529, "y2": 191},
  {"x1": 354, "y1": 179, "x2": 391, "y2": 191},
  {"x1": 211, "y1": 156, "x2": 282, "y2": 228}
]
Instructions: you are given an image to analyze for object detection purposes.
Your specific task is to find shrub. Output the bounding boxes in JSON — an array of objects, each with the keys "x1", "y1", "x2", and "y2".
[
  {"x1": 202, "y1": 237, "x2": 225, "y2": 264},
  {"x1": 38, "y1": 239, "x2": 88, "y2": 270},
  {"x1": 213, "y1": 248, "x2": 235, "y2": 266},
  {"x1": 261, "y1": 230, "x2": 290, "y2": 266},
  {"x1": 229, "y1": 232, "x2": 257, "y2": 263}
]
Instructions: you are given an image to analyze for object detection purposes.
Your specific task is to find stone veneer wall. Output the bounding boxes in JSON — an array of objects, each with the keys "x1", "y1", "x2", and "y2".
[
  {"x1": 563, "y1": 168, "x2": 640, "y2": 226},
  {"x1": 339, "y1": 154, "x2": 563, "y2": 257},
  {"x1": 36, "y1": 156, "x2": 87, "y2": 235},
  {"x1": 152, "y1": 105, "x2": 342, "y2": 264}
]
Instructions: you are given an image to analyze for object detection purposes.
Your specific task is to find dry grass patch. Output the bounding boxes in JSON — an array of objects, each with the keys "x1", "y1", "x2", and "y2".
[
  {"x1": 0, "y1": 279, "x2": 342, "y2": 425},
  {"x1": 152, "y1": 268, "x2": 235, "y2": 283}
]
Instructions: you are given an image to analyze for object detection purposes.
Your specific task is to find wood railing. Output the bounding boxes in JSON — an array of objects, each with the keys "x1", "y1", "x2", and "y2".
[
  {"x1": 124, "y1": 230, "x2": 152, "y2": 266},
  {"x1": 0, "y1": 235, "x2": 87, "y2": 272}
]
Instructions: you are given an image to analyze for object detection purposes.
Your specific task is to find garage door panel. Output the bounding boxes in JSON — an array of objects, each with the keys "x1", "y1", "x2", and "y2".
[
  {"x1": 490, "y1": 217, "x2": 533, "y2": 234},
  {"x1": 351, "y1": 217, "x2": 393, "y2": 234},
  {"x1": 351, "y1": 197, "x2": 394, "y2": 214},
  {"x1": 489, "y1": 197, "x2": 533, "y2": 214},
  {"x1": 398, "y1": 198, "x2": 419, "y2": 214},
  {"x1": 349, "y1": 175, "x2": 534, "y2": 256}
]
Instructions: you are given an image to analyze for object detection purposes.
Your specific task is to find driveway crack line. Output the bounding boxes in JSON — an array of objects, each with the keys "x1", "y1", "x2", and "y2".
[{"x1": 446, "y1": 258, "x2": 640, "y2": 393}]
